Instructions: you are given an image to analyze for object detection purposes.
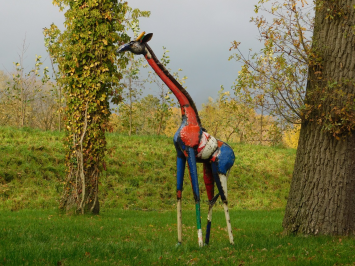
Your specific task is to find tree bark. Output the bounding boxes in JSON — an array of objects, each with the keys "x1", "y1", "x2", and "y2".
[
  {"x1": 283, "y1": 0, "x2": 355, "y2": 235},
  {"x1": 283, "y1": 122, "x2": 355, "y2": 235},
  {"x1": 60, "y1": 102, "x2": 101, "y2": 214}
]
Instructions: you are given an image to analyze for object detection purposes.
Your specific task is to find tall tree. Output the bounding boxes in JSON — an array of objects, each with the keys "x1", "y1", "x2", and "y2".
[
  {"x1": 232, "y1": 0, "x2": 355, "y2": 235},
  {"x1": 283, "y1": 0, "x2": 355, "y2": 235},
  {"x1": 44, "y1": 0, "x2": 149, "y2": 214}
]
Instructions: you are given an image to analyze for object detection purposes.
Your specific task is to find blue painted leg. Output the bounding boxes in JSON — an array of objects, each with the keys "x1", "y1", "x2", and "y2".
[
  {"x1": 176, "y1": 149, "x2": 186, "y2": 245},
  {"x1": 186, "y1": 147, "x2": 203, "y2": 247}
]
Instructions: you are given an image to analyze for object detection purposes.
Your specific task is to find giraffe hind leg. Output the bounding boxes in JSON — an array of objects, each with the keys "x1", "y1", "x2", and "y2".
[
  {"x1": 203, "y1": 162, "x2": 215, "y2": 245},
  {"x1": 211, "y1": 144, "x2": 235, "y2": 245},
  {"x1": 221, "y1": 174, "x2": 234, "y2": 245},
  {"x1": 214, "y1": 171, "x2": 234, "y2": 245},
  {"x1": 205, "y1": 193, "x2": 219, "y2": 245}
]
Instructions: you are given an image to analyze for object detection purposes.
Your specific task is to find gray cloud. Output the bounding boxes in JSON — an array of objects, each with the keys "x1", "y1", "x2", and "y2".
[
  {"x1": 0, "y1": 0, "x2": 262, "y2": 109},
  {"x1": 0, "y1": 1, "x2": 65, "y2": 71},
  {"x1": 127, "y1": 0, "x2": 263, "y2": 108}
]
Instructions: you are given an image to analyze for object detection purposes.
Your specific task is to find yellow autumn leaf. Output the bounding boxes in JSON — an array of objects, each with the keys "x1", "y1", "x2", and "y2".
[
  {"x1": 300, "y1": 0, "x2": 308, "y2": 7},
  {"x1": 103, "y1": 39, "x2": 108, "y2": 45}
]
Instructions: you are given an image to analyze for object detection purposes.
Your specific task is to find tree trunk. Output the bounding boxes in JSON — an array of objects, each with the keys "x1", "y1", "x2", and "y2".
[
  {"x1": 55, "y1": 0, "x2": 129, "y2": 215},
  {"x1": 60, "y1": 102, "x2": 101, "y2": 215},
  {"x1": 283, "y1": 122, "x2": 355, "y2": 235},
  {"x1": 283, "y1": 0, "x2": 355, "y2": 235}
]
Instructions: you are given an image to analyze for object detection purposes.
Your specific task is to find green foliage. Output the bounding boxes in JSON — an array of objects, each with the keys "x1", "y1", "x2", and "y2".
[
  {"x1": 230, "y1": 0, "x2": 355, "y2": 138},
  {"x1": 316, "y1": 0, "x2": 351, "y2": 20},
  {"x1": 229, "y1": 0, "x2": 313, "y2": 125},
  {"x1": 43, "y1": 0, "x2": 149, "y2": 213},
  {"x1": 2, "y1": 209, "x2": 355, "y2": 265},
  {"x1": 0, "y1": 127, "x2": 295, "y2": 211},
  {"x1": 302, "y1": 80, "x2": 355, "y2": 138}
]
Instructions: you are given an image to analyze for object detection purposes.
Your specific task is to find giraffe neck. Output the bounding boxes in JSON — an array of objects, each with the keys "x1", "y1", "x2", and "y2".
[{"x1": 144, "y1": 44, "x2": 201, "y2": 126}]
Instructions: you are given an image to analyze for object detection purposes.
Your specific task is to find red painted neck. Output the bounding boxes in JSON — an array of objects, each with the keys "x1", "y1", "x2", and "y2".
[{"x1": 145, "y1": 54, "x2": 198, "y2": 125}]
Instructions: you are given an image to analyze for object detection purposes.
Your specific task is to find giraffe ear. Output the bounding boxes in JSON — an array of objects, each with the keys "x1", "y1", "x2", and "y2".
[{"x1": 141, "y1": 33, "x2": 153, "y2": 43}]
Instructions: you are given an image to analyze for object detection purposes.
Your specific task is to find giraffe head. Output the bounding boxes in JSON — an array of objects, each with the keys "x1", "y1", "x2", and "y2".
[{"x1": 117, "y1": 32, "x2": 153, "y2": 56}]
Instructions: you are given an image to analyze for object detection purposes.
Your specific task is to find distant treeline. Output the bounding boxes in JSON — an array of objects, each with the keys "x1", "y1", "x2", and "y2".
[{"x1": 0, "y1": 68, "x2": 299, "y2": 148}]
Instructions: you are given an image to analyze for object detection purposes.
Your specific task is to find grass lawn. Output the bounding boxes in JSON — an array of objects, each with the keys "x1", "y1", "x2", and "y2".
[
  {"x1": 1, "y1": 209, "x2": 355, "y2": 265},
  {"x1": 0, "y1": 127, "x2": 295, "y2": 211},
  {"x1": 1, "y1": 127, "x2": 353, "y2": 265}
]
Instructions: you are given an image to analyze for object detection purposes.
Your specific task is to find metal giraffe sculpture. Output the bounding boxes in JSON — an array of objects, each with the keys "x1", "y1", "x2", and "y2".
[{"x1": 118, "y1": 32, "x2": 235, "y2": 247}]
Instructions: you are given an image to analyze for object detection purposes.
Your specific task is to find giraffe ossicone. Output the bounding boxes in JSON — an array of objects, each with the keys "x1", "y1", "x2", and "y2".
[{"x1": 118, "y1": 32, "x2": 236, "y2": 247}]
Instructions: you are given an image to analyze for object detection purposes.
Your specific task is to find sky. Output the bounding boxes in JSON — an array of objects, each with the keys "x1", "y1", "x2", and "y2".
[{"x1": 0, "y1": 0, "x2": 263, "y2": 109}]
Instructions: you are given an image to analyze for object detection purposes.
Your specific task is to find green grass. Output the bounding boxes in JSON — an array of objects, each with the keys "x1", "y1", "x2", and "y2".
[
  {"x1": 0, "y1": 127, "x2": 296, "y2": 211},
  {"x1": 1, "y1": 128, "x2": 355, "y2": 265},
  {"x1": 1, "y1": 209, "x2": 355, "y2": 265}
]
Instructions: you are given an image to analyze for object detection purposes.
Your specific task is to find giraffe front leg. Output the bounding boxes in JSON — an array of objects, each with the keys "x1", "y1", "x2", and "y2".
[
  {"x1": 177, "y1": 198, "x2": 182, "y2": 245},
  {"x1": 186, "y1": 147, "x2": 203, "y2": 247},
  {"x1": 176, "y1": 151, "x2": 186, "y2": 246}
]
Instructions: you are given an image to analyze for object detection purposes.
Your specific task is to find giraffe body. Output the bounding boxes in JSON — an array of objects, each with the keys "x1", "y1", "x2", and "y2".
[{"x1": 118, "y1": 33, "x2": 235, "y2": 246}]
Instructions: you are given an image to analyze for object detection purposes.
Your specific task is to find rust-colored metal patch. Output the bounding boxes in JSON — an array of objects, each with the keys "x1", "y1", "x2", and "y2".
[{"x1": 177, "y1": 190, "x2": 182, "y2": 199}]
